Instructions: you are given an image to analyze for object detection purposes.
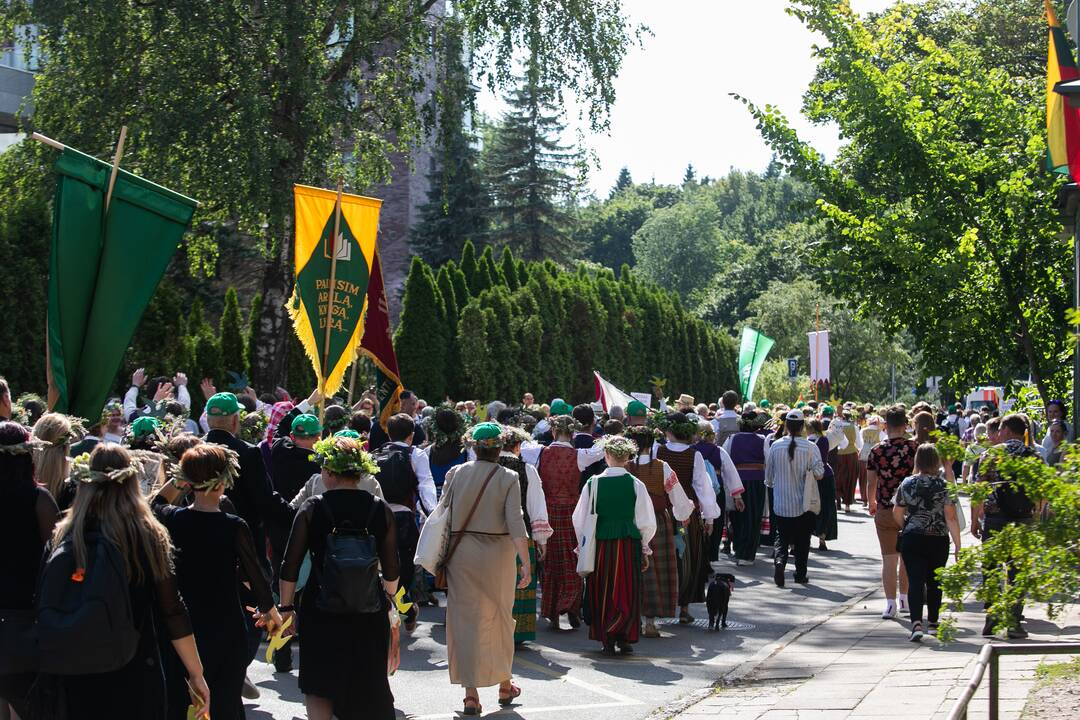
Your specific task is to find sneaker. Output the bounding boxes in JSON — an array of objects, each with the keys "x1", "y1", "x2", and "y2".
[
  {"x1": 909, "y1": 623, "x2": 924, "y2": 642},
  {"x1": 1007, "y1": 627, "x2": 1029, "y2": 640},
  {"x1": 898, "y1": 595, "x2": 909, "y2": 615},
  {"x1": 882, "y1": 601, "x2": 897, "y2": 620},
  {"x1": 736, "y1": 558, "x2": 754, "y2": 567},
  {"x1": 242, "y1": 675, "x2": 260, "y2": 700}
]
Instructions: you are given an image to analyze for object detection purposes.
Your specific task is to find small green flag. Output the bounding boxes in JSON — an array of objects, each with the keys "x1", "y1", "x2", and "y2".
[
  {"x1": 738, "y1": 327, "x2": 775, "y2": 402},
  {"x1": 47, "y1": 147, "x2": 196, "y2": 420}
]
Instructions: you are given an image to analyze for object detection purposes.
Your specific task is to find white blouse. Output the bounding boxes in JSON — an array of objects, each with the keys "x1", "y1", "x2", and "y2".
[
  {"x1": 499, "y1": 451, "x2": 553, "y2": 544},
  {"x1": 571, "y1": 467, "x2": 658, "y2": 554}
]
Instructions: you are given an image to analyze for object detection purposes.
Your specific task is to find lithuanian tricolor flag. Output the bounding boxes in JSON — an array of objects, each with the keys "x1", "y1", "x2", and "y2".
[
  {"x1": 1046, "y1": 0, "x2": 1080, "y2": 178},
  {"x1": 288, "y1": 184, "x2": 381, "y2": 397}
]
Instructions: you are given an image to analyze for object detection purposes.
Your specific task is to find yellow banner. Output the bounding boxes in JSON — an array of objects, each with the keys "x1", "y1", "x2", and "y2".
[{"x1": 288, "y1": 183, "x2": 381, "y2": 397}]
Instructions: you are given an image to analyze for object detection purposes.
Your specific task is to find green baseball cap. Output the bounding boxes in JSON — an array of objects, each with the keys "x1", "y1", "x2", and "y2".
[
  {"x1": 334, "y1": 429, "x2": 361, "y2": 439},
  {"x1": 550, "y1": 399, "x2": 573, "y2": 416},
  {"x1": 759, "y1": 399, "x2": 771, "y2": 409},
  {"x1": 206, "y1": 392, "x2": 241, "y2": 417},
  {"x1": 626, "y1": 400, "x2": 649, "y2": 417},
  {"x1": 130, "y1": 416, "x2": 161, "y2": 439},
  {"x1": 291, "y1": 414, "x2": 322, "y2": 438},
  {"x1": 821, "y1": 405, "x2": 835, "y2": 417},
  {"x1": 471, "y1": 422, "x2": 502, "y2": 441}
]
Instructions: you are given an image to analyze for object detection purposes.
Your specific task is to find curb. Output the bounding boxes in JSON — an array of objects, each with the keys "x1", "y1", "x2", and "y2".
[{"x1": 648, "y1": 582, "x2": 880, "y2": 720}]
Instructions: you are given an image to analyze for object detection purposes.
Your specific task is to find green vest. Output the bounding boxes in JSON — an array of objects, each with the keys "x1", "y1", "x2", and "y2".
[{"x1": 588, "y1": 472, "x2": 641, "y2": 540}]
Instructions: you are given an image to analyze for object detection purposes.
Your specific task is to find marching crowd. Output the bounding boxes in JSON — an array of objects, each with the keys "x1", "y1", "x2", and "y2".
[{"x1": 0, "y1": 371, "x2": 1064, "y2": 719}]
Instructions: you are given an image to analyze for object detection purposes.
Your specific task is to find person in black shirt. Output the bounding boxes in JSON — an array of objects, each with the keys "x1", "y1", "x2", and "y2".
[
  {"x1": 48, "y1": 443, "x2": 208, "y2": 720},
  {"x1": 153, "y1": 444, "x2": 281, "y2": 720},
  {"x1": 367, "y1": 390, "x2": 426, "y2": 451},
  {"x1": 278, "y1": 436, "x2": 399, "y2": 720},
  {"x1": 0, "y1": 422, "x2": 59, "y2": 717}
]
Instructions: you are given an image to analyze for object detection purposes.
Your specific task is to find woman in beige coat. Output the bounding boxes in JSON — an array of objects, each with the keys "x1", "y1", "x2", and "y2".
[{"x1": 440, "y1": 422, "x2": 531, "y2": 715}]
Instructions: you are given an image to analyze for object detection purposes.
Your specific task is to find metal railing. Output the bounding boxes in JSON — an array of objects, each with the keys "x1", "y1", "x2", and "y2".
[{"x1": 948, "y1": 641, "x2": 1080, "y2": 720}]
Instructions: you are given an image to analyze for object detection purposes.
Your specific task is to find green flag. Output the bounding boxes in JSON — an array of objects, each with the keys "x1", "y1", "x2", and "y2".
[
  {"x1": 738, "y1": 326, "x2": 775, "y2": 402},
  {"x1": 47, "y1": 147, "x2": 196, "y2": 420}
]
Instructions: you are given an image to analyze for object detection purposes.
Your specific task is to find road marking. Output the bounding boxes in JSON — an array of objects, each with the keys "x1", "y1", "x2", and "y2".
[{"x1": 514, "y1": 656, "x2": 643, "y2": 705}]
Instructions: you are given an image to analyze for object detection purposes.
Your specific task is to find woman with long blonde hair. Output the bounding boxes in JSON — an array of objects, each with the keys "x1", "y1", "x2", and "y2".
[
  {"x1": 31, "y1": 413, "x2": 77, "y2": 509},
  {"x1": 50, "y1": 443, "x2": 209, "y2": 720}
]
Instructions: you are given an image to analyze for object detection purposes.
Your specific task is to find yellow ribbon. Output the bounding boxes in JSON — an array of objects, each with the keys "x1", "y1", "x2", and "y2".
[
  {"x1": 393, "y1": 587, "x2": 413, "y2": 615},
  {"x1": 265, "y1": 614, "x2": 294, "y2": 663}
]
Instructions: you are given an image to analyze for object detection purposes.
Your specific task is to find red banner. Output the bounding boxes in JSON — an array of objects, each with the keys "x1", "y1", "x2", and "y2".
[{"x1": 358, "y1": 251, "x2": 403, "y2": 430}]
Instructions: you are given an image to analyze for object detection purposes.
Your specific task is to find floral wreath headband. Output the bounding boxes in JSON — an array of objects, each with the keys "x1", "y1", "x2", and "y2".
[
  {"x1": 549, "y1": 415, "x2": 583, "y2": 436},
  {"x1": 170, "y1": 445, "x2": 241, "y2": 491},
  {"x1": 70, "y1": 452, "x2": 144, "y2": 485},
  {"x1": 425, "y1": 405, "x2": 471, "y2": 447},
  {"x1": 0, "y1": 439, "x2": 49, "y2": 456},
  {"x1": 596, "y1": 435, "x2": 639, "y2": 460},
  {"x1": 500, "y1": 425, "x2": 533, "y2": 447},
  {"x1": 309, "y1": 437, "x2": 379, "y2": 477}
]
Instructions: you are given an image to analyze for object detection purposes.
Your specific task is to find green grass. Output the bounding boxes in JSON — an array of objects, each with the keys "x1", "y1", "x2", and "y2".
[{"x1": 1034, "y1": 656, "x2": 1080, "y2": 683}]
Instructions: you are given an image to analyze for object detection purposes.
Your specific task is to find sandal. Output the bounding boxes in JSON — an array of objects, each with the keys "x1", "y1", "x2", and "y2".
[
  {"x1": 498, "y1": 683, "x2": 522, "y2": 706},
  {"x1": 463, "y1": 695, "x2": 482, "y2": 715}
]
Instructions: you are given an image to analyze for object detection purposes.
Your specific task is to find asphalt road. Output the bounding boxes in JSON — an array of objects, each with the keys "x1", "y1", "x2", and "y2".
[{"x1": 246, "y1": 505, "x2": 884, "y2": 719}]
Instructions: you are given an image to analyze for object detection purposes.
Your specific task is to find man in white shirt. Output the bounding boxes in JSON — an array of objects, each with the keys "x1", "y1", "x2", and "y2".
[
  {"x1": 712, "y1": 390, "x2": 741, "y2": 446},
  {"x1": 374, "y1": 413, "x2": 437, "y2": 632},
  {"x1": 123, "y1": 368, "x2": 192, "y2": 421}
]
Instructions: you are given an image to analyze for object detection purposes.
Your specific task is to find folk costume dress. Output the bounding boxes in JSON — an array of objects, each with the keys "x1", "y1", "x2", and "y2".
[
  {"x1": 832, "y1": 418, "x2": 862, "y2": 509},
  {"x1": 628, "y1": 455, "x2": 695, "y2": 619},
  {"x1": 651, "y1": 442, "x2": 723, "y2": 607},
  {"x1": 523, "y1": 442, "x2": 604, "y2": 623},
  {"x1": 810, "y1": 433, "x2": 840, "y2": 542},
  {"x1": 573, "y1": 468, "x2": 657, "y2": 646},
  {"x1": 724, "y1": 431, "x2": 768, "y2": 562},
  {"x1": 498, "y1": 451, "x2": 553, "y2": 643},
  {"x1": 439, "y1": 460, "x2": 528, "y2": 688}
]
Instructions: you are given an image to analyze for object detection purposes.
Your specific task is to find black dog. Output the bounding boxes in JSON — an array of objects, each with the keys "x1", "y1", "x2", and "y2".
[{"x1": 706, "y1": 573, "x2": 736, "y2": 630}]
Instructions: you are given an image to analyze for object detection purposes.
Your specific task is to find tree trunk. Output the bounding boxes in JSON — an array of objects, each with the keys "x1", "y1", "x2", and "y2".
[{"x1": 251, "y1": 215, "x2": 294, "y2": 390}]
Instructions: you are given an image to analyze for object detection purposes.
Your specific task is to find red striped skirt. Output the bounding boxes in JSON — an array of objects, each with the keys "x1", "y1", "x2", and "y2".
[
  {"x1": 585, "y1": 537, "x2": 642, "y2": 644},
  {"x1": 540, "y1": 504, "x2": 583, "y2": 620},
  {"x1": 641, "y1": 509, "x2": 678, "y2": 618}
]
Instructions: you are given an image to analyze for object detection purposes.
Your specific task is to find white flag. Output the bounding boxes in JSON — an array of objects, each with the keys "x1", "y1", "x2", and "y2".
[
  {"x1": 807, "y1": 330, "x2": 831, "y2": 382},
  {"x1": 593, "y1": 371, "x2": 636, "y2": 412}
]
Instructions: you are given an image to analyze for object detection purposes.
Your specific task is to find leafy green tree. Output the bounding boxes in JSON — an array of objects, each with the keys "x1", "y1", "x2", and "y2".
[
  {"x1": 500, "y1": 246, "x2": 519, "y2": 291},
  {"x1": 484, "y1": 71, "x2": 580, "y2": 261},
  {"x1": 436, "y1": 265, "x2": 463, "y2": 397},
  {"x1": 449, "y1": 262, "x2": 471, "y2": 309},
  {"x1": 126, "y1": 280, "x2": 189, "y2": 381},
  {"x1": 682, "y1": 163, "x2": 696, "y2": 185},
  {"x1": 576, "y1": 189, "x2": 656, "y2": 271},
  {"x1": 3, "y1": 0, "x2": 640, "y2": 389},
  {"x1": 631, "y1": 194, "x2": 726, "y2": 303},
  {"x1": 480, "y1": 245, "x2": 503, "y2": 287},
  {"x1": 219, "y1": 287, "x2": 246, "y2": 376},
  {"x1": 187, "y1": 298, "x2": 207, "y2": 339},
  {"x1": 411, "y1": 19, "x2": 490, "y2": 265},
  {"x1": 192, "y1": 331, "x2": 224, "y2": 390},
  {"x1": 741, "y1": 0, "x2": 1070, "y2": 402},
  {"x1": 395, "y1": 257, "x2": 447, "y2": 401},
  {"x1": 460, "y1": 240, "x2": 482, "y2": 295},
  {"x1": 610, "y1": 166, "x2": 633, "y2": 198}
]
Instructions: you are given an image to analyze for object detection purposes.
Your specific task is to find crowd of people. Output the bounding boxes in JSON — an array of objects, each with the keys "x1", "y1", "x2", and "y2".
[{"x1": 0, "y1": 371, "x2": 1065, "y2": 719}]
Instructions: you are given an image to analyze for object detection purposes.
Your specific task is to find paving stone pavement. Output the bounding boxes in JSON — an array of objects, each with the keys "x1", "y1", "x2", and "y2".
[{"x1": 669, "y1": 592, "x2": 1080, "y2": 720}]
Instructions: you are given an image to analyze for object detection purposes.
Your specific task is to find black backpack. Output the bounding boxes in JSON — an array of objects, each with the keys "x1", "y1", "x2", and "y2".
[
  {"x1": 990, "y1": 444, "x2": 1038, "y2": 519},
  {"x1": 36, "y1": 531, "x2": 140, "y2": 675},
  {"x1": 374, "y1": 445, "x2": 418, "y2": 509},
  {"x1": 315, "y1": 497, "x2": 384, "y2": 614}
]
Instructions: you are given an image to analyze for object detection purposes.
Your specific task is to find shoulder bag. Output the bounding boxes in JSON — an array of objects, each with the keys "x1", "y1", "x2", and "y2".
[
  {"x1": 576, "y1": 478, "x2": 600, "y2": 577},
  {"x1": 433, "y1": 465, "x2": 500, "y2": 590}
]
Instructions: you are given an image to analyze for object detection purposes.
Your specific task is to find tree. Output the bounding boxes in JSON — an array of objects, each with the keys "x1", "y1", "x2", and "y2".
[
  {"x1": 631, "y1": 195, "x2": 726, "y2": 303},
  {"x1": 243, "y1": 291, "x2": 263, "y2": 381},
  {"x1": 610, "y1": 166, "x2": 633, "y2": 197},
  {"x1": 4, "y1": 0, "x2": 641, "y2": 389},
  {"x1": 682, "y1": 163, "x2": 696, "y2": 185},
  {"x1": 219, "y1": 287, "x2": 246, "y2": 376},
  {"x1": 410, "y1": 19, "x2": 490, "y2": 265},
  {"x1": 500, "y1": 246, "x2": 519, "y2": 291},
  {"x1": 460, "y1": 240, "x2": 481, "y2": 295},
  {"x1": 484, "y1": 70, "x2": 580, "y2": 262},
  {"x1": 576, "y1": 189, "x2": 656, "y2": 271},
  {"x1": 126, "y1": 280, "x2": 189, "y2": 382},
  {"x1": 740, "y1": 0, "x2": 1070, "y2": 402},
  {"x1": 395, "y1": 257, "x2": 447, "y2": 401},
  {"x1": 435, "y1": 265, "x2": 463, "y2": 397}
]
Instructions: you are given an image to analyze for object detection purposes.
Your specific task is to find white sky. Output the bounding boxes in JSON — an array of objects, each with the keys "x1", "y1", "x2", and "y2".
[{"x1": 478, "y1": 0, "x2": 898, "y2": 197}]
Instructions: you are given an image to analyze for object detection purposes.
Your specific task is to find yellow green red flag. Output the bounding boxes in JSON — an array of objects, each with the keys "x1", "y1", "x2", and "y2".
[
  {"x1": 1046, "y1": 0, "x2": 1080, "y2": 178},
  {"x1": 288, "y1": 184, "x2": 381, "y2": 397}
]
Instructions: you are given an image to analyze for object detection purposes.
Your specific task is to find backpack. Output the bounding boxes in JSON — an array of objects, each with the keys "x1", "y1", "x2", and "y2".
[
  {"x1": 315, "y1": 497, "x2": 384, "y2": 614},
  {"x1": 374, "y1": 445, "x2": 418, "y2": 509},
  {"x1": 36, "y1": 532, "x2": 140, "y2": 675},
  {"x1": 990, "y1": 444, "x2": 1038, "y2": 519}
]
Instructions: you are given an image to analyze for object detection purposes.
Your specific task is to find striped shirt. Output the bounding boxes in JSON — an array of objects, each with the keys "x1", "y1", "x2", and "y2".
[{"x1": 764, "y1": 437, "x2": 824, "y2": 517}]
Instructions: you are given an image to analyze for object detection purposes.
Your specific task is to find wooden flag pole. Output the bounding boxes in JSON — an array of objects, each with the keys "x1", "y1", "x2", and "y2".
[
  {"x1": 347, "y1": 354, "x2": 360, "y2": 405},
  {"x1": 320, "y1": 178, "x2": 344, "y2": 420},
  {"x1": 104, "y1": 126, "x2": 128, "y2": 212},
  {"x1": 30, "y1": 132, "x2": 65, "y2": 150}
]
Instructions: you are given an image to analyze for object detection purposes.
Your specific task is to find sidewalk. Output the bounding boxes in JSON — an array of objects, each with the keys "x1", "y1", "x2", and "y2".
[{"x1": 668, "y1": 589, "x2": 1080, "y2": 720}]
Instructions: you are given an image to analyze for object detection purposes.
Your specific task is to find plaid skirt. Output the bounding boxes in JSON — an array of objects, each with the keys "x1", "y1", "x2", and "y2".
[
  {"x1": 513, "y1": 542, "x2": 538, "y2": 643},
  {"x1": 584, "y1": 538, "x2": 642, "y2": 644},
  {"x1": 678, "y1": 510, "x2": 709, "y2": 606},
  {"x1": 540, "y1": 504, "x2": 583, "y2": 620},
  {"x1": 642, "y1": 509, "x2": 678, "y2": 618}
]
